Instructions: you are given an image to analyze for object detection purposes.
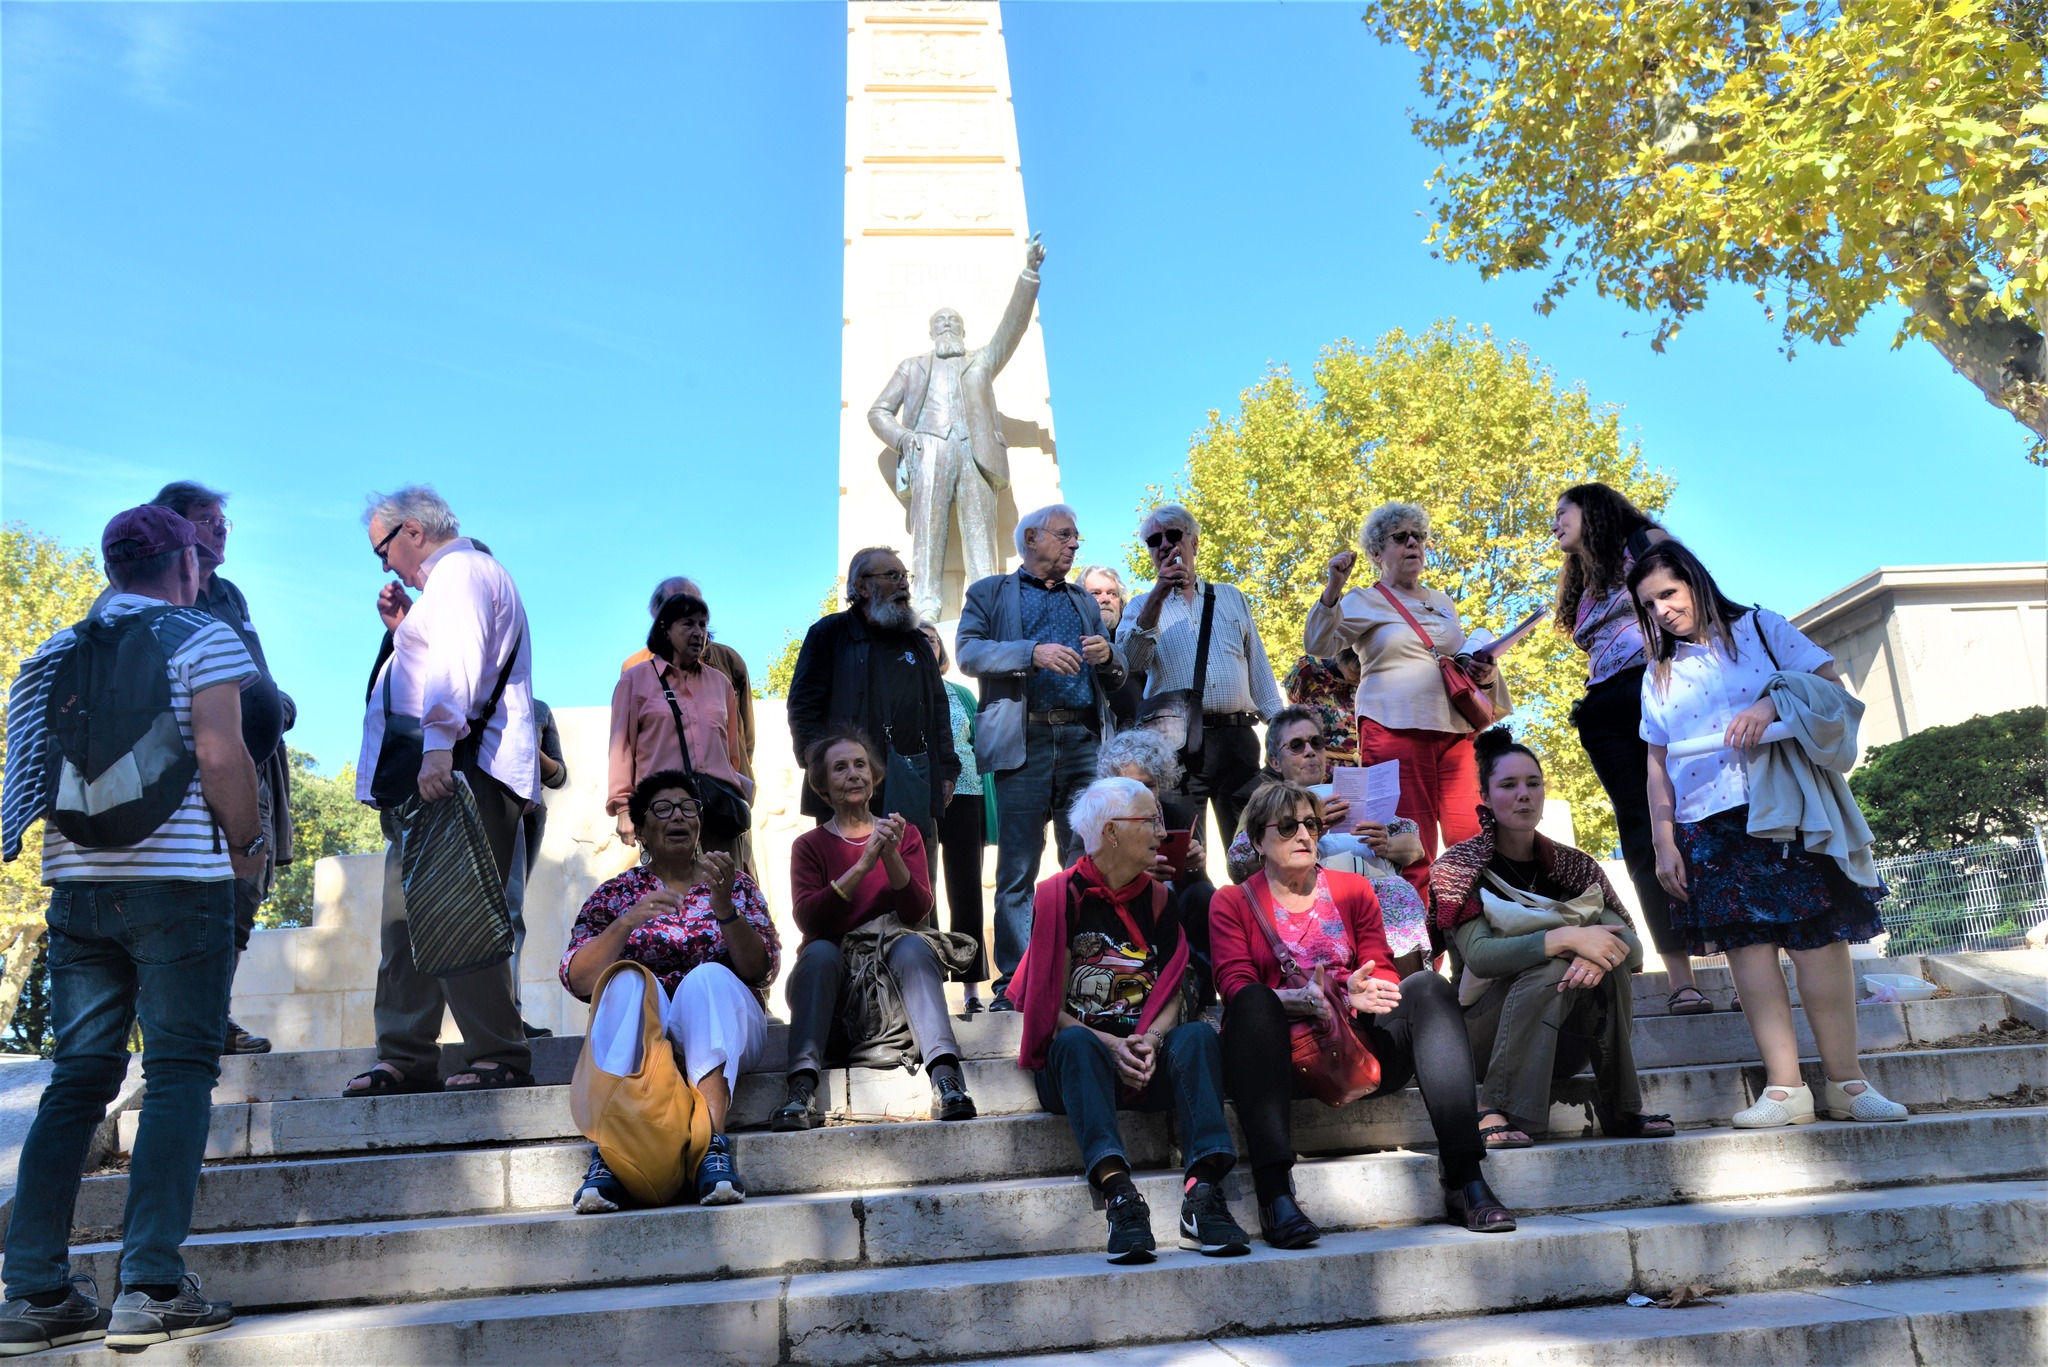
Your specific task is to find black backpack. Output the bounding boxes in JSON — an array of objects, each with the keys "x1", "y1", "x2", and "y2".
[{"x1": 44, "y1": 607, "x2": 212, "y2": 848}]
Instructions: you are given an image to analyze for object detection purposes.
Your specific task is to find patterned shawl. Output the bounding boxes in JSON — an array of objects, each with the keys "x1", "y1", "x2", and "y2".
[{"x1": 1430, "y1": 806, "x2": 1625, "y2": 932}]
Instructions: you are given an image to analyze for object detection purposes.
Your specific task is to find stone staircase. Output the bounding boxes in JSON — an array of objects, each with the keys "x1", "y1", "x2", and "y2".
[{"x1": 19, "y1": 952, "x2": 2048, "y2": 1364}]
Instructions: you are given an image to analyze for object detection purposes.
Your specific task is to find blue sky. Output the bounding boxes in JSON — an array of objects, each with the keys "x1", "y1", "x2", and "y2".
[{"x1": 5, "y1": 1, "x2": 2042, "y2": 772}]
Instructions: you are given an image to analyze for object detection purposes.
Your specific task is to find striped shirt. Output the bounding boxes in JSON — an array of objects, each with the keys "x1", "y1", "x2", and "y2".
[
  {"x1": 31, "y1": 594, "x2": 257, "y2": 883},
  {"x1": 1117, "y1": 579, "x2": 1284, "y2": 720}
]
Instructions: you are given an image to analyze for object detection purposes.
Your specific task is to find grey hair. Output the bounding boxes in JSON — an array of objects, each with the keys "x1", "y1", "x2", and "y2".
[
  {"x1": 1141, "y1": 503, "x2": 1200, "y2": 540},
  {"x1": 918, "y1": 618, "x2": 948, "y2": 670},
  {"x1": 1361, "y1": 502, "x2": 1429, "y2": 557},
  {"x1": 363, "y1": 485, "x2": 460, "y2": 539},
  {"x1": 1264, "y1": 704, "x2": 1324, "y2": 767},
  {"x1": 648, "y1": 575, "x2": 701, "y2": 617},
  {"x1": 844, "y1": 546, "x2": 901, "y2": 605},
  {"x1": 1095, "y1": 728, "x2": 1184, "y2": 790},
  {"x1": 1014, "y1": 503, "x2": 1078, "y2": 557},
  {"x1": 1077, "y1": 565, "x2": 1128, "y2": 601},
  {"x1": 150, "y1": 481, "x2": 229, "y2": 517},
  {"x1": 1069, "y1": 777, "x2": 1157, "y2": 855}
]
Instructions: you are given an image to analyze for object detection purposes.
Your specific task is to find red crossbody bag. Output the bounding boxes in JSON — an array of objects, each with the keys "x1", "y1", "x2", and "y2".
[
  {"x1": 1376, "y1": 583, "x2": 1494, "y2": 730},
  {"x1": 1245, "y1": 877, "x2": 1381, "y2": 1106}
]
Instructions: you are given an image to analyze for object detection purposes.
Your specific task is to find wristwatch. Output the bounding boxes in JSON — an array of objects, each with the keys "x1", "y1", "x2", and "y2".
[{"x1": 236, "y1": 833, "x2": 268, "y2": 860}]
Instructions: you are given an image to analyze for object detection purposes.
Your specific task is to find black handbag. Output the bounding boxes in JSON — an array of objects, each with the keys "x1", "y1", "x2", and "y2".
[
  {"x1": 655, "y1": 664, "x2": 753, "y2": 846},
  {"x1": 371, "y1": 628, "x2": 524, "y2": 810},
  {"x1": 1134, "y1": 584, "x2": 1216, "y2": 767}
]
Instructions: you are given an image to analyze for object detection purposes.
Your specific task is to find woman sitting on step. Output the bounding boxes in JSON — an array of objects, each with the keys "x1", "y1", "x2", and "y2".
[
  {"x1": 1210, "y1": 781, "x2": 1518, "y2": 1247},
  {"x1": 559, "y1": 769, "x2": 780, "y2": 1212},
  {"x1": 772, "y1": 726, "x2": 978, "y2": 1132},
  {"x1": 1433, "y1": 727, "x2": 1674, "y2": 1149},
  {"x1": 1015, "y1": 777, "x2": 1253, "y2": 1265}
]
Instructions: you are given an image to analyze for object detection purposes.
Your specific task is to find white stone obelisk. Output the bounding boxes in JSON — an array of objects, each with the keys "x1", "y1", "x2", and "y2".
[{"x1": 840, "y1": 0, "x2": 1062, "y2": 622}]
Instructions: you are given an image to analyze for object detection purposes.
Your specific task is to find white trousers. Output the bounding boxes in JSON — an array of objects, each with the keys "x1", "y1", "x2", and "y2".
[{"x1": 588, "y1": 962, "x2": 767, "y2": 1091}]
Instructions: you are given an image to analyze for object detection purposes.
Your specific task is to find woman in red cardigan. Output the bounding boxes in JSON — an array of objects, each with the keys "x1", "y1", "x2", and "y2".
[{"x1": 1210, "y1": 781, "x2": 1515, "y2": 1247}]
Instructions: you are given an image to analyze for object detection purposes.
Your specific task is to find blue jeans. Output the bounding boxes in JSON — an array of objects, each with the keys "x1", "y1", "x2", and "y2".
[
  {"x1": 1033, "y1": 1023, "x2": 1237, "y2": 1181},
  {"x1": 4, "y1": 879, "x2": 234, "y2": 1298},
  {"x1": 991, "y1": 722, "x2": 1099, "y2": 995}
]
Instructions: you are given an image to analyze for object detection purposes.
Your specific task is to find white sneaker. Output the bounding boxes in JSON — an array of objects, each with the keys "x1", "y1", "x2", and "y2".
[
  {"x1": 1823, "y1": 1079, "x2": 1907, "y2": 1122},
  {"x1": 1732, "y1": 1083, "x2": 1816, "y2": 1128}
]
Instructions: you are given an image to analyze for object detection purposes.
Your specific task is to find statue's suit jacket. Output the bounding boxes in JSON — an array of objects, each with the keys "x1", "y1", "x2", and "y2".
[{"x1": 868, "y1": 269, "x2": 1041, "y2": 497}]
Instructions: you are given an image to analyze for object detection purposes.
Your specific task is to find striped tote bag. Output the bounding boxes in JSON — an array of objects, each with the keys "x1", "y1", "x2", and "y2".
[{"x1": 396, "y1": 776, "x2": 514, "y2": 978}]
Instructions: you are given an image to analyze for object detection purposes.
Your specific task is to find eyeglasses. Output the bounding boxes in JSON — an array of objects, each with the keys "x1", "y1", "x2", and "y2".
[
  {"x1": 1143, "y1": 527, "x2": 1185, "y2": 550},
  {"x1": 372, "y1": 522, "x2": 406, "y2": 565},
  {"x1": 646, "y1": 798, "x2": 701, "y2": 821},
  {"x1": 189, "y1": 516, "x2": 232, "y2": 533},
  {"x1": 1106, "y1": 813, "x2": 1165, "y2": 830},
  {"x1": 863, "y1": 569, "x2": 910, "y2": 585},
  {"x1": 1042, "y1": 527, "x2": 1081, "y2": 543},
  {"x1": 1282, "y1": 736, "x2": 1324, "y2": 755},
  {"x1": 1268, "y1": 815, "x2": 1326, "y2": 839},
  {"x1": 1385, "y1": 530, "x2": 1428, "y2": 547}
]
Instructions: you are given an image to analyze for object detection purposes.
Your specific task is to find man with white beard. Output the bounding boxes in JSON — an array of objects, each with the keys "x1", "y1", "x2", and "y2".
[
  {"x1": 868, "y1": 236, "x2": 1047, "y2": 623},
  {"x1": 787, "y1": 547, "x2": 959, "y2": 860}
]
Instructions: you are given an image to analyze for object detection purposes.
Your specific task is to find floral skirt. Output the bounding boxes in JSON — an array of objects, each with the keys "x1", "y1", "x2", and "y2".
[
  {"x1": 1672, "y1": 806, "x2": 1885, "y2": 956},
  {"x1": 1370, "y1": 875, "x2": 1431, "y2": 958}
]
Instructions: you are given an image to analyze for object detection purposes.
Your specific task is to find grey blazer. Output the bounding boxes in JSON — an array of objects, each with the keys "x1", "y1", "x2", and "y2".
[{"x1": 955, "y1": 570, "x2": 1127, "y2": 776}]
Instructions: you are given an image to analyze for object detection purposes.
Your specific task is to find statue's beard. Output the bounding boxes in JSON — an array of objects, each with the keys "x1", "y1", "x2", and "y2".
[
  {"x1": 932, "y1": 337, "x2": 968, "y2": 359},
  {"x1": 864, "y1": 593, "x2": 919, "y2": 632}
]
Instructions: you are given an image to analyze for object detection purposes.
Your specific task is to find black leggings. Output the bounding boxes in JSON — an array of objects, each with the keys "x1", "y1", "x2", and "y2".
[
  {"x1": 1574, "y1": 667, "x2": 1680, "y2": 956},
  {"x1": 1221, "y1": 971, "x2": 1486, "y2": 1190},
  {"x1": 936, "y1": 792, "x2": 988, "y2": 981}
]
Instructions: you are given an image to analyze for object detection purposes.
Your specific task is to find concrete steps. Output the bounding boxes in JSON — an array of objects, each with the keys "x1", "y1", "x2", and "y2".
[
  {"x1": 62, "y1": 1111, "x2": 2048, "y2": 1313},
  {"x1": 33, "y1": 1181, "x2": 2046, "y2": 1364}
]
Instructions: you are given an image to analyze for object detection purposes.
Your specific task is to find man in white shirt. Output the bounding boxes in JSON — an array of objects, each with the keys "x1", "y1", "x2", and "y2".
[
  {"x1": 1116, "y1": 504, "x2": 1284, "y2": 872},
  {"x1": 348, "y1": 486, "x2": 538, "y2": 1095}
]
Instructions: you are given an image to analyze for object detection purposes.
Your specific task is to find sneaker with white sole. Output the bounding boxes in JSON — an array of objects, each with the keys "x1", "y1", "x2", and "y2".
[
  {"x1": 1824, "y1": 1078, "x2": 1908, "y2": 1122},
  {"x1": 0, "y1": 1276, "x2": 109, "y2": 1356},
  {"x1": 104, "y1": 1275, "x2": 231, "y2": 1352},
  {"x1": 1732, "y1": 1082, "x2": 1816, "y2": 1129},
  {"x1": 573, "y1": 1148, "x2": 627, "y2": 1214},
  {"x1": 696, "y1": 1135, "x2": 745, "y2": 1206},
  {"x1": 1178, "y1": 1180, "x2": 1252, "y2": 1256}
]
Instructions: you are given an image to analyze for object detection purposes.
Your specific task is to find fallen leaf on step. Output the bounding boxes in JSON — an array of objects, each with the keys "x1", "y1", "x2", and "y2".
[{"x1": 1655, "y1": 1284, "x2": 1721, "y2": 1308}]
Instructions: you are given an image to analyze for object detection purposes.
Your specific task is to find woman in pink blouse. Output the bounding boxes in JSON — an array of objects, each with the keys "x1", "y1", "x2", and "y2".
[
  {"x1": 608, "y1": 592, "x2": 753, "y2": 852},
  {"x1": 559, "y1": 770, "x2": 779, "y2": 1212}
]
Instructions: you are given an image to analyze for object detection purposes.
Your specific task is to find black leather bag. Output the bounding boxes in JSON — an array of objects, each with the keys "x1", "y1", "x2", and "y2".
[
  {"x1": 655, "y1": 664, "x2": 753, "y2": 847},
  {"x1": 1134, "y1": 584, "x2": 1216, "y2": 768},
  {"x1": 370, "y1": 628, "x2": 523, "y2": 810}
]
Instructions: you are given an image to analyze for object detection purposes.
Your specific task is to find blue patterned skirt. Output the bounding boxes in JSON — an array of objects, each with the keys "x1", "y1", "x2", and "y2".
[{"x1": 1671, "y1": 806, "x2": 1885, "y2": 956}]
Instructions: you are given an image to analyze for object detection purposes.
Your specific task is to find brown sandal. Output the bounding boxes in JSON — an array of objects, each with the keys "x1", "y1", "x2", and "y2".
[
  {"x1": 442, "y1": 1061, "x2": 535, "y2": 1092},
  {"x1": 342, "y1": 1065, "x2": 438, "y2": 1098},
  {"x1": 1667, "y1": 986, "x2": 1713, "y2": 1016}
]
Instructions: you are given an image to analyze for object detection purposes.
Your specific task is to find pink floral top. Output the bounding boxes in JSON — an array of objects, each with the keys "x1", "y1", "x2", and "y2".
[
  {"x1": 558, "y1": 864, "x2": 781, "y2": 1003},
  {"x1": 1270, "y1": 872, "x2": 1355, "y2": 974}
]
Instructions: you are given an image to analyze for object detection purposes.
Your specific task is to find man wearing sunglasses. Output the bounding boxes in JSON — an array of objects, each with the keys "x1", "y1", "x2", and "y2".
[{"x1": 1119, "y1": 505, "x2": 1284, "y2": 874}]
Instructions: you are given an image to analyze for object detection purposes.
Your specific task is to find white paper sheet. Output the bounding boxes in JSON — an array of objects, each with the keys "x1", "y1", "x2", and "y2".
[{"x1": 1331, "y1": 760, "x2": 1401, "y2": 827}]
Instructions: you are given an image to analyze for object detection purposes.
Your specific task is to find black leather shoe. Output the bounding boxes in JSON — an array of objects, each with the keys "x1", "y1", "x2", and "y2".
[
  {"x1": 1443, "y1": 1177, "x2": 1518, "y2": 1232},
  {"x1": 985, "y1": 993, "x2": 1017, "y2": 1013},
  {"x1": 1257, "y1": 1192, "x2": 1322, "y2": 1249},
  {"x1": 771, "y1": 1077, "x2": 817, "y2": 1132},
  {"x1": 932, "y1": 1071, "x2": 977, "y2": 1122},
  {"x1": 222, "y1": 1021, "x2": 271, "y2": 1055}
]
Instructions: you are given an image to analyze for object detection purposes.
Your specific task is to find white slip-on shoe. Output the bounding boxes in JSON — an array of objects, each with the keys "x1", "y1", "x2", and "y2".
[
  {"x1": 1823, "y1": 1078, "x2": 1908, "y2": 1122},
  {"x1": 1732, "y1": 1083, "x2": 1816, "y2": 1129}
]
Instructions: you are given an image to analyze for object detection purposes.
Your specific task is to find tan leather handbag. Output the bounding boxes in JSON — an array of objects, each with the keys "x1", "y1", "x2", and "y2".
[{"x1": 569, "y1": 960, "x2": 709, "y2": 1206}]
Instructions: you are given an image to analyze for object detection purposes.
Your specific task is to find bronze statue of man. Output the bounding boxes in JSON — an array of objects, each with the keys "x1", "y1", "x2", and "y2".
[{"x1": 869, "y1": 234, "x2": 1046, "y2": 622}]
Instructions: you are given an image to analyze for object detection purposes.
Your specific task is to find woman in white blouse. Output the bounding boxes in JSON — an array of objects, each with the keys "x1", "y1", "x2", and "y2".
[
  {"x1": 1628, "y1": 541, "x2": 1905, "y2": 1129},
  {"x1": 1305, "y1": 502, "x2": 1510, "y2": 902}
]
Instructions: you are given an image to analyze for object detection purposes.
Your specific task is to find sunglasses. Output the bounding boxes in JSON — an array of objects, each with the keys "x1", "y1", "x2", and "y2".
[
  {"x1": 1143, "y1": 527, "x2": 1185, "y2": 550},
  {"x1": 1268, "y1": 815, "x2": 1326, "y2": 839},
  {"x1": 1282, "y1": 736, "x2": 1324, "y2": 755}
]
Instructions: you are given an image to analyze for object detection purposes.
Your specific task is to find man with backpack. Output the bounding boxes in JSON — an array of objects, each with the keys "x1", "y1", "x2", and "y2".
[{"x1": 0, "y1": 505, "x2": 265, "y2": 1353}]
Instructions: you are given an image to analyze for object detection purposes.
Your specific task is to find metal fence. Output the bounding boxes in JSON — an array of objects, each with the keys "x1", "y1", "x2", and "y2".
[{"x1": 1875, "y1": 829, "x2": 2048, "y2": 956}]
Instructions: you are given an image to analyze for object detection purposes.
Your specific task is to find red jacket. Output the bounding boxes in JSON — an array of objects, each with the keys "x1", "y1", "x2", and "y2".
[{"x1": 1208, "y1": 869, "x2": 1400, "y2": 1006}]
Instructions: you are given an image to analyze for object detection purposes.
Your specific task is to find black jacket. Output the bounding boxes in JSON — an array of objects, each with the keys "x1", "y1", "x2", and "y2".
[{"x1": 787, "y1": 607, "x2": 961, "y2": 821}]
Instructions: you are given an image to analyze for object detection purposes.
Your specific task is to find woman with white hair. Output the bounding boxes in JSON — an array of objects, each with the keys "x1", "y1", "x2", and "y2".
[
  {"x1": 1305, "y1": 501, "x2": 1511, "y2": 902},
  {"x1": 1012, "y1": 778, "x2": 1250, "y2": 1264}
]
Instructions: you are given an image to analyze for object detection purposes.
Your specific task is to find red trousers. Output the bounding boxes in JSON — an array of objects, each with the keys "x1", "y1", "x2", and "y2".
[{"x1": 1355, "y1": 718, "x2": 1481, "y2": 906}]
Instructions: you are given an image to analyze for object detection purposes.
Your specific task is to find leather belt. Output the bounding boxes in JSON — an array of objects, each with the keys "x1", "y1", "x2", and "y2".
[
  {"x1": 1202, "y1": 711, "x2": 1262, "y2": 728},
  {"x1": 1027, "y1": 708, "x2": 1093, "y2": 726}
]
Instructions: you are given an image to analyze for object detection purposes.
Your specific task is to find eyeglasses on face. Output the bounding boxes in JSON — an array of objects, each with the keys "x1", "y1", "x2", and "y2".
[
  {"x1": 1268, "y1": 815, "x2": 1326, "y2": 839},
  {"x1": 1143, "y1": 527, "x2": 1185, "y2": 550},
  {"x1": 1042, "y1": 526, "x2": 1081, "y2": 543},
  {"x1": 373, "y1": 522, "x2": 406, "y2": 564},
  {"x1": 1385, "y1": 530, "x2": 1428, "y2": 547},
  {"x1": 1106, "y1": 813, "x2": 1165, "y2": 830},
  {"x1": 863, "y1": 569, "x2": 910, "y2": 585},
  {"x1": 646, "y1": 798, "x2": 701, "y2": 821},
  {"x1": 1282, "y1": 735, "x2": 1324, "y2": 755},
  {"x1": 189, "y1": 516, "x2": 232, "y2": 533}
]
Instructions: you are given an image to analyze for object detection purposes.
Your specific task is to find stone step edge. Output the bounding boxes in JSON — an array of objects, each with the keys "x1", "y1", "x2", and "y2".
[
  {"x1": 67, "y1": 1108, "x2": 2048, "y2": 1261},
  {"x1": 33, "y1": 1181, "x2": 2043, "y2": 1364},
  {"x1": 945, "y1": 1268, "x2": 2048, "y2": 1367}
]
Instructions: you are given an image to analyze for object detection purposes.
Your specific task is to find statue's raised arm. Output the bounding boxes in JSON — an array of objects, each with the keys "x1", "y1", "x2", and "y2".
[{"x1": 978, "y1": 234, "x2": 1045, "y2": 377}]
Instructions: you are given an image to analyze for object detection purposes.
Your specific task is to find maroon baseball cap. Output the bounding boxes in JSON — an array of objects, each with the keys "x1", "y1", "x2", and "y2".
[{"x1": 102, "y1": 505, "x2": 198, "y2": 564}]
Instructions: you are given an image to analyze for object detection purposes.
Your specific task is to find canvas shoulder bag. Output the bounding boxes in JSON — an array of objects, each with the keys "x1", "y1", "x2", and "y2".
[
  {"x1": 395, "y1": 773, "x2": 514, "y2": 978},
  {"x1": 571, "y1": 958, "x2": 709, "y2": 1206}
]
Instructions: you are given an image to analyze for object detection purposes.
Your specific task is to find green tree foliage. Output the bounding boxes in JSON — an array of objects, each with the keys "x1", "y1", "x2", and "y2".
[
  {"x1": 1132, "y1": 322, "x2": 1674, "y2": 857},
  {"x1": 1364, "y1": 0, "x2": 2048, "y2": 460},
  {"x1": 260, "y1": 747, "x2": 385, "y2": 928},
  {"x1": 0, "y1": 524, "x2": 106, "y2": 1039},
  {"x1": 757, "y1": 586, "x2": 843, "y2": 699},
  {"x1": 1849, "y1": 705, "x2": 2048, "y2": 857}
]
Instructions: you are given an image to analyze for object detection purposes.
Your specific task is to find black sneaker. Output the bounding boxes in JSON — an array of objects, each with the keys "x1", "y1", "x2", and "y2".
[
  {"x1": 104, "y1": 1275, "x2": 231, "y2": 1352},
  {"x1": 1103, "y1": 1190, "x2": 1156, "y2": 1264},
  {"x1": 696, "y1": 1135, "x2": 745, "y2": 1206},
  {"x1": 771, "y1": 1075, "x2": 817, "y2": 1132},
  {"x1": 0, "y1": 1275, "x2": 109, "y2": 1355},
  {"x1": 573, "y1": 1148, "x2": 627, "y2": 1214},
  {"x1": 221, "y1": 1020, "x2": 271, "y2": 1055},
  {"x1": 1178, "y1": 1181, "x2": 1252, "y2": 1256},
  {"x1": 931, "y1": 1071, "x2": 977, "y2": 1122}
]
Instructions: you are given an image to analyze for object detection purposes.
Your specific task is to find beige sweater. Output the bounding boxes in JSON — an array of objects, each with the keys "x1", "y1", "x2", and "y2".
[{"x1": 1303, "y1": 583, "x2": 1512, "y2": 735}]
